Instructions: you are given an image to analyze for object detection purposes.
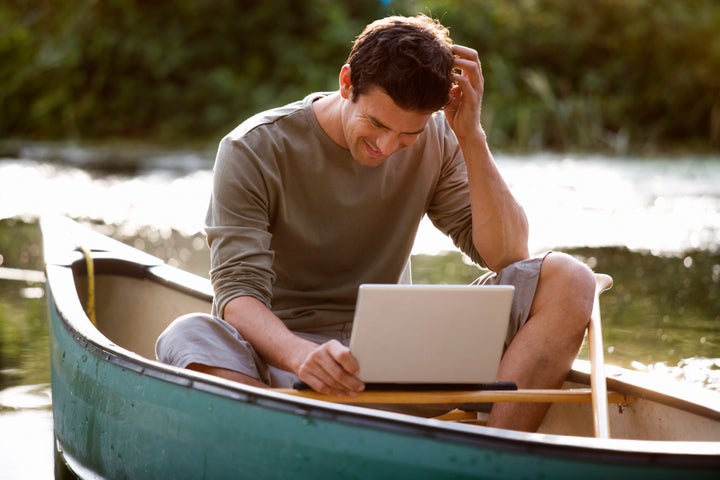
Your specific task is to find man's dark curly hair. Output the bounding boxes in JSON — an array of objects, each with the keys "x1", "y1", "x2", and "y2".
[{"x1": 346, "y1": 15, "x2": 454, "y2": 112}]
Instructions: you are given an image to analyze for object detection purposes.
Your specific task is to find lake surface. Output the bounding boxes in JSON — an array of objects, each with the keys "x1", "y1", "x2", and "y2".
[{"x1": 0, "y1": 145, "x2": 719, "y2": 477}]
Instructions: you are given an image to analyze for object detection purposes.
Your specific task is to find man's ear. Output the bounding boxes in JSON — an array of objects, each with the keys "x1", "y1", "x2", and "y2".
[{"x1": 339, "y1": 64, "x2": 352, "y2": 99}]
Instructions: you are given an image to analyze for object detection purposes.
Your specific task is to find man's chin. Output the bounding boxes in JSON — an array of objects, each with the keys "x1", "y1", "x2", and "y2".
[{"x1": 351, "y1": 150, "x2": 388, "y2": 168}]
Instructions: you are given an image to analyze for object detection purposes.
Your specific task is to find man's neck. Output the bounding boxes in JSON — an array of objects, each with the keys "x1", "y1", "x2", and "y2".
[{"x1": 312, "y1": 92, "x2": 347, "y2": 149}]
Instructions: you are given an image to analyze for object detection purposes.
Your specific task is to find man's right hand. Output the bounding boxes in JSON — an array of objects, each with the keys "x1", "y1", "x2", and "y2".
[
  {"x1": 224, "y1": 296, "x2": 365, "y2": 396},
  {"x1": 296, "y1": 340, "x2": 365, "y2": 397}
]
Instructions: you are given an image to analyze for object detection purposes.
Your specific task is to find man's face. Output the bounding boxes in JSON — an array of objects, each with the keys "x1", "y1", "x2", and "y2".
[{"x1": 340, "y1": 86, "x2": 432, "y2": 168}]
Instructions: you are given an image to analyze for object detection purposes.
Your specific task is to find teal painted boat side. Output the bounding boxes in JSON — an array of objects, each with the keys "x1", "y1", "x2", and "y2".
[{"x1": 46, "y1": 266, "x2": 720, "y2": 480}]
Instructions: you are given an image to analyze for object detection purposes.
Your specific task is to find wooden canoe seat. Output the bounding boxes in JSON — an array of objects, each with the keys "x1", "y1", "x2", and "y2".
[{"x1": 276, "y1": 387, "x2": 629, "y2": 405}]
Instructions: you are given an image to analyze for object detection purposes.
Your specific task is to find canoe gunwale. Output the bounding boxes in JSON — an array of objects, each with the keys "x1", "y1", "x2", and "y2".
[{"x1": 567, "y1": 363, "x2": 720, "y2": 424}]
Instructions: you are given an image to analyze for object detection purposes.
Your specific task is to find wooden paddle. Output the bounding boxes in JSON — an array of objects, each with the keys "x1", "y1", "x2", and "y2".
[{"x1": 589, "y1": 273, "x2": 614, "y2": 439}]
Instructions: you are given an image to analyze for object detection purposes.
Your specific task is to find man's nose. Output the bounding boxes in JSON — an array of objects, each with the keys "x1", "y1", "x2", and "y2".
[{"x1": 376, "y1": 132, "x2": 401, "y2": 155}]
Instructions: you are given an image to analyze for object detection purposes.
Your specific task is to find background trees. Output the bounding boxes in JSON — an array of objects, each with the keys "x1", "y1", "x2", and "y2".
[{"x1": 1, "y1": 0, "x2": 718, "y2": 152}]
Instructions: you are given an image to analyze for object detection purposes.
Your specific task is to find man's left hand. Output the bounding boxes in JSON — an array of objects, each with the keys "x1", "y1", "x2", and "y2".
[{"x1": 443, "y1": 45, "x2": 485, "y2": 140}]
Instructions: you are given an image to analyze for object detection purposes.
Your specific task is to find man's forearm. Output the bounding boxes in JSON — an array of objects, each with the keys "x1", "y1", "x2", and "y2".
[
  {"x1": 460, "y1": 130, "x2": 530, "y2": 271},
  {"x1": 222, "y1": 295, "x2": 364, "y2": 395},
  {"x1": 222, "y1": 296, "x2": 315, "y2": 375}
]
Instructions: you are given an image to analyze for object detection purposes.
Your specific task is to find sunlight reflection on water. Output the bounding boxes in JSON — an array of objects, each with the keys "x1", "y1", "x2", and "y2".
[
  {"x1": 1, "y1": 154, "x2": 718, "y2": 256},
  {"x1": 505, "y1": 156, "x2": 720, "y2": 254}
]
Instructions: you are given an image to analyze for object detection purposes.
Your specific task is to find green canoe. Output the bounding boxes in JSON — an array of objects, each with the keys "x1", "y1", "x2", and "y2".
[{"x1": 42, "y1": 217, "x2": 720, "y2": 479}]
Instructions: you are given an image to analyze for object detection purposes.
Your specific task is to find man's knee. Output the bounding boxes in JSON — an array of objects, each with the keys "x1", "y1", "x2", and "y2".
[
  {"x1": 158, "y1": 312, "x2": 210, "y2": 340},
  {"x1": 539, "y1": 252, "x2": 596, "y2": 316},
  {"x1": 155, "y1": 313, "x2": 215, "y2": 362},
  {"x1": 543, "y1": 252, "x2": 594, "y2": 286}
]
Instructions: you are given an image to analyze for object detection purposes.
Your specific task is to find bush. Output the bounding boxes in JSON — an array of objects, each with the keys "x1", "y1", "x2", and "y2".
[{"x1": 1, "y1": 0, "x2": 718, "y2": 152}]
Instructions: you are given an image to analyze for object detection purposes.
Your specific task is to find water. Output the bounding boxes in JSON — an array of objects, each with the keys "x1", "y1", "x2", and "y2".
[
  {"x1": 3, "y1": 150, "x2": 717, "y2": 254},
  {"x1": 1, "y1": 147, "x2": 719, "y2": 478}
]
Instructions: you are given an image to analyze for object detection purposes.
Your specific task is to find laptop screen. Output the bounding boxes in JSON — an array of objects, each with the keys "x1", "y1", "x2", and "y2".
[{"x1": 349, "y1": 284, "x2": 514, "y2": 387}]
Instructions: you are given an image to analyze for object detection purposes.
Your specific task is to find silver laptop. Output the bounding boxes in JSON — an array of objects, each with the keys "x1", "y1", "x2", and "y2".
[{"x1": 349, "y1": 284, "x2": 514, "y2": 388}]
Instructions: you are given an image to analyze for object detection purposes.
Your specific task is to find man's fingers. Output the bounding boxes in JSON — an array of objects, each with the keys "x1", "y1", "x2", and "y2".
[
  {"x1": 453, "y1": 58, "x2": 483, "y2": 92},
  {"x1": 322, "y1": 341, "x2": 364, "y2": 393},
  {"x1": 327, "y1": 340, "x2": 361, "y2": 376},
  {"x1": 301, "y1": 370, "x2": 349, "y2": 396},
  {"x1": 298, "y1": 340, "x2": 364, "y2": 396},
  {"x1": 451, "y1": 44, "x2": 483, "y2": 91},
  {"x1": 451, "y1": 44, "x2": 479, "y2": 60}
]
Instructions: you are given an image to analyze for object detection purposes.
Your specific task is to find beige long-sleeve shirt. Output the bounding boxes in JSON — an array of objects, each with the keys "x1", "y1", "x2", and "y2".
[{"x1": 206, "y1": 92, "x2": 483, "y2": 331}]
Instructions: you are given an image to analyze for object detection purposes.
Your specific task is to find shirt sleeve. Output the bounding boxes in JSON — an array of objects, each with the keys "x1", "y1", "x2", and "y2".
[{"x1": 205, "y1": 134, "x2": 277, "y2": 318}]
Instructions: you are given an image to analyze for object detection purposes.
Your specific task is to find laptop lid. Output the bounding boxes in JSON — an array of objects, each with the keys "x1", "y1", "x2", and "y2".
[{"x1": 349, "y1": 284, "x2": 514, "y2": 386}]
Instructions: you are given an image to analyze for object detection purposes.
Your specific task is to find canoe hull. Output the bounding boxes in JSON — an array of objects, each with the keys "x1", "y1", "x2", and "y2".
[{"x1": 43, "y1": 217, "x2": 720, "y2": 479}]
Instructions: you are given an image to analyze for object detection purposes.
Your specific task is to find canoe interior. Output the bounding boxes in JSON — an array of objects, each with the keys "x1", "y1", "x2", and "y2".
[
  {"x1": 62, "y1": 255, "x2": 720, "y2": 444},
  {"x1": 75, "y1": 271, "x2": 211, "y2": 360}
]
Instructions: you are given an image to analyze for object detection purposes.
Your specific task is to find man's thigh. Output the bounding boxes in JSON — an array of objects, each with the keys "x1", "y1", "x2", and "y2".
[{"x1": 472, "y1": 254, "x2": 547, "y2": 349}]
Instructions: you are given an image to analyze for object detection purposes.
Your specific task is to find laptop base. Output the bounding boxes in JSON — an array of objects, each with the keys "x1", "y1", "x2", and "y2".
[{"x1": 292, "y1": 381, "x2": 518, "y2": 392}]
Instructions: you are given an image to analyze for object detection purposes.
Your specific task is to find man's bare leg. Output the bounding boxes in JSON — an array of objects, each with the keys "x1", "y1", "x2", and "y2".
[
  {"x1": 187, "y1": 362, "x2": 268, "y2": 388},
  {"x1": 487, "y1": 252, "x2": 595, "y2": 432}
]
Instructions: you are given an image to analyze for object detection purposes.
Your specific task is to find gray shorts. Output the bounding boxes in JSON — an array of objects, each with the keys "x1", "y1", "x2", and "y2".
[{"x1": 155, "y1": 255, "x2": 545, "y2": 387}]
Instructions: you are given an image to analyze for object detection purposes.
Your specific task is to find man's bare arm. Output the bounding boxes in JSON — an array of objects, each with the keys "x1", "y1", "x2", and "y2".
[{"x1": 443, "y1": 45, "x2": 529, "y2": 271}]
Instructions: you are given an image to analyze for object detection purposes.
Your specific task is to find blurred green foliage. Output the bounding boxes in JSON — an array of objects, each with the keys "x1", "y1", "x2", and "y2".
[
  {"x1": 1, "y1": 0, "x2": 719, "y2": 152},
  {"x1": 412, "y1": 252, "x2": 487, "y2": 284}
]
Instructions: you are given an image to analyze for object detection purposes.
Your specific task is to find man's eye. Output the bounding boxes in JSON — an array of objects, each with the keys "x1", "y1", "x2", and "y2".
[{"x1": 368, "y1": 118, "x2": 385, "y2": 129}]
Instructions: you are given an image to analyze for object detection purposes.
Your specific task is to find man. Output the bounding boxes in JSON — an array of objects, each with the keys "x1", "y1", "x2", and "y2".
[{"x1": 157, "y1": 15, "x2": 596, "y2": 432}]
